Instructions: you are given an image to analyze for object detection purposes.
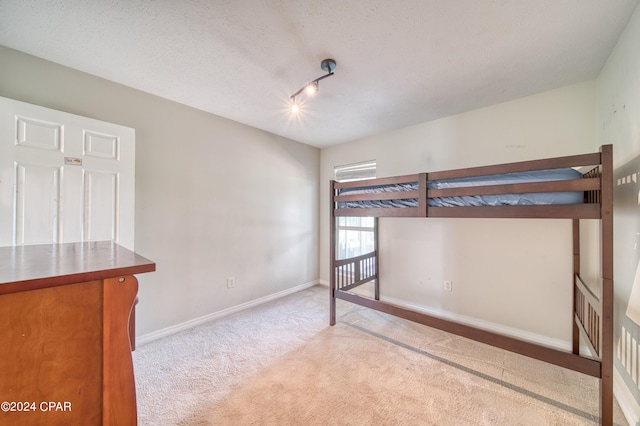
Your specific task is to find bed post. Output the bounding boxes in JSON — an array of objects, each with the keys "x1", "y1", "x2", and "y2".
[
  {"x1": 418, "y1": 172, "x2": 428, "y2": 217},
  {"x1": 599, "y1": 144, "x2": 614, "y2": 426},
  {"x1": 374, "y1": 217, "x2": 380, "y2": 301},
  {"x1": 572, "y1": 218, "x2": 580, "y2": 355},
  {"x1": 330, "y1": 180, "x2": 337, "y2": 326}
]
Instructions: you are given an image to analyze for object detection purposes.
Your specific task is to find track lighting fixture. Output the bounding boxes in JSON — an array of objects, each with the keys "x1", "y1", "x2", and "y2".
[{"x1": 290, "y1": 58, "x2": 336, "y2": 112}]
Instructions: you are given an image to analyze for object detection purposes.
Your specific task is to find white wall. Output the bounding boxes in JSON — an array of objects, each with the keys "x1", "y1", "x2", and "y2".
[
  {"x1": 0, "y1": 46, "x2": 320, "y2": 337},
  {"x1": 321, "y1": 81, "x2": 597, "y2": 343},
  {"x1": 596, "y1": 4, "x2": 640, "y2": 423}
]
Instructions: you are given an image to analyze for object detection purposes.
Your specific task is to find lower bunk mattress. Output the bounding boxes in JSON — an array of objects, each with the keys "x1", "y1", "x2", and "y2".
[{"x1": 337, "y1": 168, "x2": 584, "y2": 208}]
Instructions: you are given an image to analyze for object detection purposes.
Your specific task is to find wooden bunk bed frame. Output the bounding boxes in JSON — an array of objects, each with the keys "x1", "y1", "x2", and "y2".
[{"x1": 329, "y1": 145, "x2": 614, "y2": 425}]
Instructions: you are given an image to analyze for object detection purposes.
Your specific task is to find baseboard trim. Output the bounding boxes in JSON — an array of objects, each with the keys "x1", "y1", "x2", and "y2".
[
  {"x1": 614, "y1": 368, "x2": 640, "y2": 426},
  {"x1": 136, "y1": 280, "x2": 320, "y2": 347}
]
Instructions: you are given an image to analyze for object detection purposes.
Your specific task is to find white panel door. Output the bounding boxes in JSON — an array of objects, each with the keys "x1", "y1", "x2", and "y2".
[{"x1": 0, "y1": 96, "x2": 135, "y2": 250}]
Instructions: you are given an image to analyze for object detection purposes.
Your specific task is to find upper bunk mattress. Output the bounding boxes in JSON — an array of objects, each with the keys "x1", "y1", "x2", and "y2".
[{"x1": 337, "y1": 168, "x2": 584, "y2": 208}]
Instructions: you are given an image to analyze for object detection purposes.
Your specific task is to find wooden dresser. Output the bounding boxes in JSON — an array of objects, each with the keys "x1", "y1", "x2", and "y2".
[{"x1": 0, "y1": 241, "x2": 155, "y2": 426}]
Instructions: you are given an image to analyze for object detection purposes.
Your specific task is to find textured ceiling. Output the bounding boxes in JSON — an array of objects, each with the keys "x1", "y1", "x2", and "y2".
[{"x1": 0, "y1": 1, "x2": 638, "y2": 148}]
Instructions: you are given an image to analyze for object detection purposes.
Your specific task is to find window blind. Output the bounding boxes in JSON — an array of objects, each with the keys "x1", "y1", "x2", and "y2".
[{"x1": 334, "y1": 160, "x2": 376, "y2": 182}]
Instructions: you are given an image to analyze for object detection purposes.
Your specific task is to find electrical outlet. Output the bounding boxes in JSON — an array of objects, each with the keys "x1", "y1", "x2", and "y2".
[
  {"x1": 443, "y1": 280, "x2": 452, "y2": 291},
  {"x1": 227, "y1": 277, "x2": 235, "y2": 288}
]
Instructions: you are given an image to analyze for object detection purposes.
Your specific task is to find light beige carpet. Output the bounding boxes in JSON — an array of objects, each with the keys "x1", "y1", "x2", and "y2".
[{"x1": 134, "y1": 285, "x2": 628, "y2": 425}]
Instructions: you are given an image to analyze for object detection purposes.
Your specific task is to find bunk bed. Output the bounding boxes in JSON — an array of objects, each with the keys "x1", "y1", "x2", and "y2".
[{"x1": 329, "y1": 145, "x2": 613, "y2": 425}]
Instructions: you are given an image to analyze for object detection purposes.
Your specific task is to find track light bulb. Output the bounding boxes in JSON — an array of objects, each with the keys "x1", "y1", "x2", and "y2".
[
  {"x1": 290, "y1": 98, "x2": 300, "y2": 113},
  {"x1": 306, "y1": 81, "x2": 318, "y2": 95}
]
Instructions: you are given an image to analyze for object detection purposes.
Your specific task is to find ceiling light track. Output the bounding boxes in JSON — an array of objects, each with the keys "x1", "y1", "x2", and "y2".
[{"x1": 290, "y1": 58, "x2": 336, "y2": 112}]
